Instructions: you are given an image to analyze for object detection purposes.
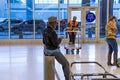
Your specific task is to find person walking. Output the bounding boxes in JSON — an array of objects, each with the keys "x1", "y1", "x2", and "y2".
[
  {"x1": 43, "y1": 16, "x2": 71, "y2": 80},
  {"x1": 105, "y1": 16, "x2": 118, "y2": 67}
]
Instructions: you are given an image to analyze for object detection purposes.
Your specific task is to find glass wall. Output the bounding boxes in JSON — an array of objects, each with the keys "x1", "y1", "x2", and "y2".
[
  {"x1": 0, "y1": 0, "x2": 8, "y2": 39},
  {"x1": 35, "y1": 0, "x2": 58, "y2": 39},
  {"x1": 59, "y1": 1, "x2": 67, "y2": 38},
  {"x1": 113, "y1": 0, "x2": 120, "y2": 38},
  {"x1": 90, "y1": 0, "x2": 99, "y2": 6},
  {"x1": 0, "y1": 0, "x2": 118, "y2": 41},
  {"x1": 10, "y1": 1, "x2": 28, "y2": 39}
]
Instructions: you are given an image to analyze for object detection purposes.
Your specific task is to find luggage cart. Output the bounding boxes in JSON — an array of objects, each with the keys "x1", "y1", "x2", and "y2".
[
  {"x1": 64, "y1": 27, "x2": 82, "y2": 54},
  {"x1": 70, "y1": 61, "x2": 119, "y2": 80}
]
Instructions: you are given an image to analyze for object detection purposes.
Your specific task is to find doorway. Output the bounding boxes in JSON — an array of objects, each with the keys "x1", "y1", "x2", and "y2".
[{"x1": 68, "y1": 6, "x2": 100, "y2": 43}]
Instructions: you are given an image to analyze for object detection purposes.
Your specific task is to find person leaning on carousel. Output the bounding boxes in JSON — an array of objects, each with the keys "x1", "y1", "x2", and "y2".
[
  {"x1": 105, "y1": 16, "x2": 119, "y2": 67},
  {"x1": 68, "y1": 16, "x2": 78, "y2": 44},
  {"x1": 43, "y1": 16, "x2": 70, "y2": 80}
]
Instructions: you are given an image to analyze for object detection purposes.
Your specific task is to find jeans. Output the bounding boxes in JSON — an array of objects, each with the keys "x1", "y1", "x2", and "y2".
[
  {"x1": 69, "y1": 32, "x2": 76, "y2": 44},
  {"x1": 45, "y1": 50, "x2": 70, "y2": 80},
  {"x1": 106, "y1": 38, "x2": 118, "y2": 54}
]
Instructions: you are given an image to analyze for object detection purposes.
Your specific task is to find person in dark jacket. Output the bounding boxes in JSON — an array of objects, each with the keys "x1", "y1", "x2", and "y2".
[{"x1": 43, "y1": 16, "x2": 70, "y2": 80}]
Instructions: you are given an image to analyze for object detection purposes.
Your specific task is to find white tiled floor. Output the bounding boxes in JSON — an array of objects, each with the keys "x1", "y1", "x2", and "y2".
[{"x1": 0, "y1": 43, "x2": 120, "y2": 80}]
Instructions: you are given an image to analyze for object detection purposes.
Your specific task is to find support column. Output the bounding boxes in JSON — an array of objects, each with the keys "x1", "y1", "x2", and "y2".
[
  {"x1": 60, "y1": 0, "x2": 64, "y2": 3},
  {"x1": 26, "y1": 0, "x2": 33, "y2": 20},
  {"x1": 109, "y1": 0, "x2": 113, "y2": 17},
  {"x1": 100, "y1": 0, "x2": 107, "y2": 26},
  {"x1": 100, "y1": 0, "x2": 113, "y2": 28}
]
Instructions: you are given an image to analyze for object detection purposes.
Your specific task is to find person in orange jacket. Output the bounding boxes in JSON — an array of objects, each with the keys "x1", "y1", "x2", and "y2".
[{"x1": 68, "y1": 16, "x2": 78, "y2": 44}]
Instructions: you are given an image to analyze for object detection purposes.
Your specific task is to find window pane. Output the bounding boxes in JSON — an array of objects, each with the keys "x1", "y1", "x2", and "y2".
[
  {"x1": 90, "y1": 0, "x2": 99, "y2": 6},
  {"x1": 10, "y1": 1, "x2": 34, "y2": 39},
  {"x1": 39, "y1": 0, "x2": 58, "y2": 4},
  {"x1": 0, "y1": 0, "x2": 8, "y2": 39},
  {"x1": 59, "y1": 2, "x2": 68, "y2": 38},
  {"x1": 68, "y1": 0, "x2": 82, "y2": 6},
  {"x1": 35, "y1": 1, "x2": 58, "y2": 39},
  {"x1": 21, "y1": 0, "x2": 26, "y2": 3},
  {"x1": 113, "y1": 0, "x2": 120, "y2": 38}
]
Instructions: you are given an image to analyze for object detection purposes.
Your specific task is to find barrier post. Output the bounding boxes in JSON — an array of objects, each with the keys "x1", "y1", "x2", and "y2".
[{"x1": 44, "y1": 56, "x2": 55, "y2": 80}]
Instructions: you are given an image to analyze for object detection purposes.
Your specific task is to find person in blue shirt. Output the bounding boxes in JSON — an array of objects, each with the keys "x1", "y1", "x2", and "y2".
[{"x1": 43, "y1": 16, "x2": 70, "y2": 80}]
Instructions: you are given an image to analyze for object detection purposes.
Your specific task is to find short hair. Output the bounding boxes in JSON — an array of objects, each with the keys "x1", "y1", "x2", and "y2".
[
  {"x1": 48, "y1": 16, "x2": 57, "y2": 22},
  {"x1": 73, "y1": 16, "x2": 77, "y2": 19}
]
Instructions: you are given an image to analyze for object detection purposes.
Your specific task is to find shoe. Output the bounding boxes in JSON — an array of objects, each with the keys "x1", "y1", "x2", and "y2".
[
  {"x1": 107, "y1": 54, "x2": 112, "y2": 66},
  {"x1": 107, "y1": 63, "x2": 113, "y2": 66},
  {"x1": 113, "y1": 54, "x2": 119, "y2": 67},
  {"x1": 69, "y1": 42, "x2": 72, "y2": 45},
  {"x1": 71, "y1": 49, "x2": 74, "y2": 54}
]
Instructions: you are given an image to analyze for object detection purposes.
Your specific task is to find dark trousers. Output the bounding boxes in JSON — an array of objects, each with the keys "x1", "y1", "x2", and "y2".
[
  {"x1": 106, "y1": 38, "x2": 118, "y2": 54},
  {"x1": 69, "y1": 32, "x2": 76, "y2": 44},
  {"x1": 49, "y1": 52, "x2": 70, "y2": 80}
]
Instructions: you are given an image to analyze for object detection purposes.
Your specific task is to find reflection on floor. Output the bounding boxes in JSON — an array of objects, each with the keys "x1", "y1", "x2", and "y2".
[{"x1": 0, "y1": 43, "x2": 120, "y2": 80}]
